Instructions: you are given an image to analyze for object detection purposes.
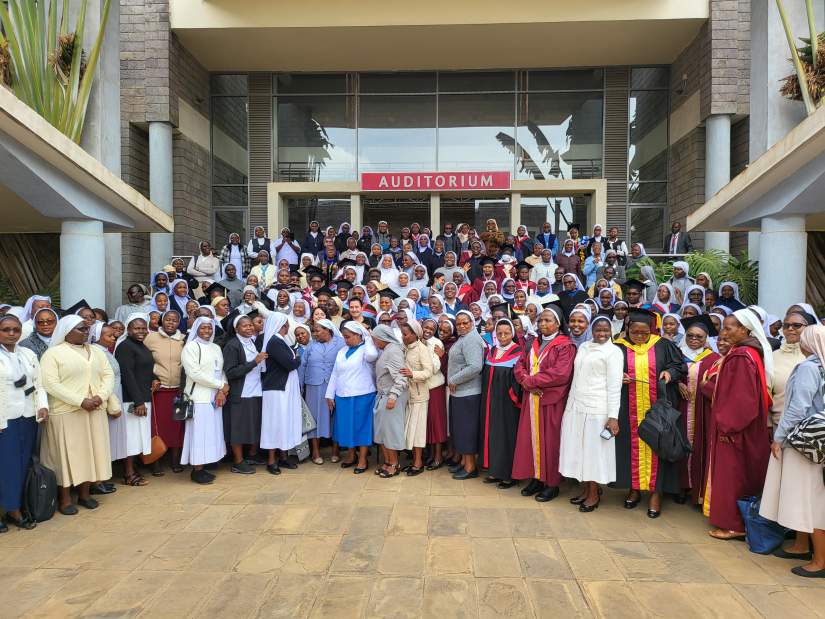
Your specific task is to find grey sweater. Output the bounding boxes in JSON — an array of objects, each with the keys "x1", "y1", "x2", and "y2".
[{"x1": 447, "y1": 330, "x2": 486, "y2": 397}]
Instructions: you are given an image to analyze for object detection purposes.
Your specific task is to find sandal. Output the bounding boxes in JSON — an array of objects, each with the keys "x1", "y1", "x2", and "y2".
[
  {"x1": 123, "y1": 474, "x2": 149, "y2": 487},
  {"x1": 426, "y1": 460, "x2": 444, "y2": 471},
  {"x1": 708, "y1": 528, "x2": 746, "y2": 540},
  {"x1": 378, "y1": 465, "x2": 400, "y2": 478},
  {"x1": 406, "y1": 466, "x2": 424, "y2": 477},
  {"x1": 59, "y1": 504, "x2": 78, "y2": 516}
]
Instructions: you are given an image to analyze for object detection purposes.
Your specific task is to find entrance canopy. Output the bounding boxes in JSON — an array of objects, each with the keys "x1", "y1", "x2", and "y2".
[
  {"x1": 171, "y1": 0, "x2": 706, "y2": 71},
  {"x1": 0, "y1": 88, "x2": 172, "y2": 234},
  {"x1": 688, "y1": 105, "x2": 825, "y2": 232}
]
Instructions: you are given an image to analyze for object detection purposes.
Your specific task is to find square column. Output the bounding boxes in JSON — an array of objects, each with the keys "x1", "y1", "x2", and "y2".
[
  {"x1": 149, "y1": 121, "x2": 174, "y2": 273},
  {"x1": 758, "y1": 215, "x2": 806, "y2": 316},
  {"x1": 61, "y1": 220, "x2": 106, "y2": 308},
  {"x1": 704, "y1": 114, "x2": 731, "y2": 252},
  {"x1": 350, "y1": 193, "x2": 362, "y2": 231},
  {"x1": 430, "y1": 193, "x2": 441, "y2": 235},
  {"x1": 510, "y1": 192, "x2": 521, "y2": 232}
]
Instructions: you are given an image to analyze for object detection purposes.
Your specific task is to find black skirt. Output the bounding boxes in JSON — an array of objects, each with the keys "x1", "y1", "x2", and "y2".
[
  {"x1": 229, "y1": 397, "x2": 262, "y2": 445},
  {"x1": 450, "y1": 394, "x2": 481, "y2": 455}
]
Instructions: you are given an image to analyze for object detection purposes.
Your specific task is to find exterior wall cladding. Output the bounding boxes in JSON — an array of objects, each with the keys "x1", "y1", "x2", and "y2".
[
  {"x1": 115, "y1": 0, "x2": 753, "y2": 300},
  {"x1": 120, "y1": 0, "x2": 210, "y2": 296}
]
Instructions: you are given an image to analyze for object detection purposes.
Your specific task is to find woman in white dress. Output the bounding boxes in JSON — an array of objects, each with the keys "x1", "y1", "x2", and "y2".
[
  {"x1": 90, "y1": 323, "x2": 123, "y2": 494},
  {"x1": 180, "y1": 317, "x2": 228, "y2": 484},
  {"x1": 261, "y1": 313, "x2": 302, "y2": 474},
  {"x1": 559, "y1": 315, "x2": 623, "y2": 512}
]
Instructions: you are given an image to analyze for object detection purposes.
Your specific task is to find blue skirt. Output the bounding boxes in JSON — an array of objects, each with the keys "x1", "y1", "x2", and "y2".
[
  {"x1": 333, "y1": 392, "x2": 376, "y2": 448},
  {"x1": 0, "y1": 416, "x2": 37, "y2": 512},
  {"x1": 305, "y1": 382, "x2": 332, "y2": 439}
]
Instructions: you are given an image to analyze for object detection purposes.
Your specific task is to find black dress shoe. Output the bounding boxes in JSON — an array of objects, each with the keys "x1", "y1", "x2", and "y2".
[
  {"x1": 497, "y1": 480, "x2": 518, "y2": 489},
  {"x1": 59, "y1": 504, "x2": 79, "y2": 515},
  {"x1": 340, "y1": 460, "x2": 356, "y2": 469},
  {"x1": 353, "y1": 465, "x2": 368, "y2": 474},
  {"x1": 266, "y1": 463, "x2": 282, "y2": 475},
  {"x1": 77, "y1": 498, "x2": 99, "y2": 510},
  {"x1": 773, "y1": 548, "x2": 814, "y2": 561},
  {"x1": 673, "y1": 493, "x2": 688, "y2": 505},
  {"x1": 483, "y1": 476, "x2": 501, "y2": 484},
  {"x1": 3, "y1": 514, "x2": 36, "y2": 530},
  {"x1": 278, "y1": 459, "x2": 298, "y2": 470},
  {"x1": 647, "y1": 509, "x2": 661, "y2": 519},
  {"x1": 570, "y1": 494, "x2": 586, "y2": 505},
  {"x1": 191, "y1": 469, "x2": 214, "y2": 485},
  {"x1": 624, "y1": 494, "x2": 641, "y2": 509},
  {"x1": 447, "y1": 462, "x2": 463, "y2": 474},
  {"x1": 452, "y1": 468, "x2": 478, "y2": 480},
  {"x1": 520, "y1": 479, "x2": 543, "y2": 496},
  {"x1": 535, "y1": 486, "x2": 560, "y2": 502},
  {"x1": 579, "y1": 499, "x2": 600, "y2": 513},
  {"x1": 790, "y1": 565, "x2": 825, "y2": 578}
]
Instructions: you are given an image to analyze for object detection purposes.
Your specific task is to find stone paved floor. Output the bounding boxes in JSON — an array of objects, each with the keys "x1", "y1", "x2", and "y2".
[{"x1": 1, "y1": 454, "x2": 823, "y2": 618}]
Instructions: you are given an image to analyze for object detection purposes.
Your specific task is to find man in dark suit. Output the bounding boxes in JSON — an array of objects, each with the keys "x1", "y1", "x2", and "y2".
[{"x1": 663, "y1": 221, "x2": 693, "y2": 255}]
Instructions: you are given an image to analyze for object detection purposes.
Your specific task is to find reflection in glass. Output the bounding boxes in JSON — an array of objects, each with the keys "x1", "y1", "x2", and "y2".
[
  {"x1": 438, "y1": 94, "x2": 515, "y2": 171},
  {"x1": 363, "y1": 198, "x2": 430, "y2": 234},
  {"x1": 520, "y1": 195, "x2": 589, "y2": 236},
  {"x1": 214, "y1": 209, "x2": 247, "y2": 247},
  {"x1": 212, "y1": 97, "x2": 248, "y2": 185},
  {"x1": 287, "y1": 197, "x2": 351, "y2": 232},
  {"x1": 359, "y1": 72, "x2": 436, "y2": 93},
  {"x1": 631, "y1": 67, "x2": 669, "y2": 89},
  {"x1": 629, "y1": 90, "x2": 668, "y2": 183},
  {"x1": 528, "y1": 69, "x2": 604, "y2": 91},
  {"x1": 630, "y1": 206, "x2": 665, "y2": 252},
  {"x1": 629, "y1": 181, "x2": 667, "y2": 204},
  {"x1": 276, "y1": 73, "x2": 349, "y2": 94},
  {"x1": 212, "y1": 186, "x2": 248, "y2": 207},
  {"x1": 358, "y1": 95, "x2": 436, "y2": 173},
  {"x1": 439, "y1": 196, "x2": 511, "y2": 235},
  {"x1": 438, "y1": 71, "x2": 515, "y2": 93},
  {"x1": 512, "y1": 92, "x2": 603, "y2": 181},
  {"x1": 211, "y1": 74, "x2": 247, "y2": 96},
  {"x1": 276, "y1": 96, "x2": 356, "y2": 181}
]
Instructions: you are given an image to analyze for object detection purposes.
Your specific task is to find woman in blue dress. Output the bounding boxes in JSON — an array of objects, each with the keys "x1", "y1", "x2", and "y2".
[{"x1": 299, "y1": 319, "x2": 345, "y2": 464}]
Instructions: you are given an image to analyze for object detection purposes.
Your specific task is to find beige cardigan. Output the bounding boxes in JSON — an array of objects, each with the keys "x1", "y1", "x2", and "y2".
[
  {"x1": 144, "y1": 331, "x2": 184, "y2": 387},
  {"x1": 40, "y1": 343, "x2": 114, "y2": 415},
  {"x1": 405, "y1": 340, "x2": 437, "y2": 403}
]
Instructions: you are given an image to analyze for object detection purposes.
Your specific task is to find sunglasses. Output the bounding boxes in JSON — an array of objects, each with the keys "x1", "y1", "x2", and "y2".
[{"x1": 782, "y1": 322, "x2": 806, "y2": 330}]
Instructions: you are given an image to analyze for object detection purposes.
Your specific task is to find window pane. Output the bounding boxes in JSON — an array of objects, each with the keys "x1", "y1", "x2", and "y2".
[
  {"x1": 276, "y1": 96, "x2": 357, "y2": 182},
  {"x1": 211, "y1": 74, "x2": 247, "y2": 95},
  {"x1": 528, "y1": 69, "x2": 604, "y2": 91},
  {"x1": 438, "y1": 71, "x2": 515, "y2": 92},
  {"x1": 287, "y1": 197, "x2": 351, "y2": 233},
  {"x1": 515, "y1": 92, "x2": 603, "y2": 180},
  {"x1": 212, "y1": 97, "x2": 248, "y2": 185},
  {"x1": 630, "y1": 207, "x2": 665, "y2": 252},
  {"x1": 214, "y1": 210, "x2": 247, "y2": 247},
  {"x1": 360, "y1": 72, "x2": 437, "y2": 93},
  {"x1": 212, "y1": 186, "x2": 248, "y2": 206},
  {"x1": 631, "y1": 67, "x2": 669, "y2": 89},
  {"x1": 440, "y1": 196, "x2": 511, "y2": 236},
  {"x1": 519, "y1": 195, "x2": 588, "y2": 238},
  {"x1": 358, "y1": 95, "x2": 436, "y2": 172},
  {"x1": 275, "y1": 73, "x2": 349, "y2": 94},
  {"x1": 629, "y1": 90, "x2": 668, "y2": 182},
  {"x1": 437, "y1": 94, "x2": 515, "y2": 172},
  {"x1": 363, "y1": 198, "x2": 430, "y2": 236},
  {"x1": 629, "y1": 181, "x2": 667, "y2": 204}
]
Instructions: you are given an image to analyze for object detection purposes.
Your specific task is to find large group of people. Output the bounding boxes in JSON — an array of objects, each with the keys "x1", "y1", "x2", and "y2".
[{"x1": 0, "y1": 218, "x2": 822, "y2": 580}]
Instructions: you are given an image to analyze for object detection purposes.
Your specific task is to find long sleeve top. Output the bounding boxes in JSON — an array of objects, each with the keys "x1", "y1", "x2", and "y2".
[
  {"x1": 775, "y1": 356, "x2": 825, "y2": 445},
  {"x1": 565, "y1": 340, "x2": 623, "y2": 417},
  {"x1": 325, "y1": 341, "x2": 379, "y2": 399},
  {"x1": 262, "y1": 335, "x2": 301, "y2": 391},
  {"x1": 181, "y1": 340, "x2": 226, "y2": 404},
  {"x1": 405, "y1": 340, "x2": 436, "y2": 403},
  {"x1": 0, "y1": 345, "x2": 48, "y2": 430},
  {"x1": 299, "y1": 336, "x2": 345, "y2": 387},
  {"x1": 144, "y1": 331, "x2": 185, "y2": 387},
  {"x1": 583, "y1": 256, "x2": 603, "y2": 288},
  {"x1": 40, "y1": 343, "x2": 114, "y2": 416},
  {"x1": 187, "y1": 253, "x2": 220, "y2": 281},
  {"x1": 770, "y1": 343, "x2": 806, "y2": 424},
  {"x1": 375, "y1": 342, "x2": 408, "y2": 401},
  {"x1": 447, "y1": 330, "x2": 486, "y2": 397},
  {"x1": 115, "y1": 337, "x2": 157, "y2": 406}
]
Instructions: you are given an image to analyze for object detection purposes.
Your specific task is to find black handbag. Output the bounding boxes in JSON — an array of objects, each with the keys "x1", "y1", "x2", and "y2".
[
  {"x1": 637, "y1": 381, "x2": 692, "y2": 463},
  {"x1": 23, "y1": 425, "x2": 57, "y2": 523},
  {"x1": 172, "y1": 344, "x2": 199, "y2": 421}
]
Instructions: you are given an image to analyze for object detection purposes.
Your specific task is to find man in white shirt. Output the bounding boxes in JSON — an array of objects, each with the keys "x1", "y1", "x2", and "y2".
[
  {"x1": 273, "y1": 228, "x2": 301, "y2": 266},
  {"x1": 187, "y1": 241, "x2": 221, "y2": 284}
]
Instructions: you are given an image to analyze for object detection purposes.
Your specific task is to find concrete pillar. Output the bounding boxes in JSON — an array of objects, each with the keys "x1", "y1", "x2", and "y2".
[
  {"x1": 758, "y1": 215, "x2": 806, "y2": 316},
  {"x1": 430, "y1": 193, "x2": 441, "y2": 235},
  {"x1": 61, "y1": 220, "x2": 106, "y2": 309},
  {"x1": 510, "y1": 192, "x2": 521, "y2": 233},
  {"x1": 704, "y1": 114, "x2": 731, "y2": 253},
  {"x1": 747, "y1": 231, "x2": 761, "y2": 261},
  {"x1": 149, "y1": 122, "x2": 174, "y2": 273},
  {"x1": 350, "y1": 193, "x2": 362, "y2": 231}
]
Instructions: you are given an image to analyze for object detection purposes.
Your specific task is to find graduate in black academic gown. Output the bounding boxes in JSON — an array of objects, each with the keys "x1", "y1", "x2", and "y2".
[{"x1": 478, "y1": 318, "x2": 523, "y2": 488}]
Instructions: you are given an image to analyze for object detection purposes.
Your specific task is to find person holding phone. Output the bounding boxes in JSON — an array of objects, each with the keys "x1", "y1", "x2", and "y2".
[{"x1": 559, "y1": 315, "x2": 623, "y2": 512}]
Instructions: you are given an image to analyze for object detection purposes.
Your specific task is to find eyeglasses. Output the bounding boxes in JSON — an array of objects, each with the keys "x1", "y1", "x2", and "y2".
[
  {"x1": 36, "y1": 319, "x2": 56, "y2": 325},
  {"x1": 782, "y1": 322, "x2": 806, "y2": 330},
  {"x1": 685, "y1": 333, "x2": 705, "y2": 339}
]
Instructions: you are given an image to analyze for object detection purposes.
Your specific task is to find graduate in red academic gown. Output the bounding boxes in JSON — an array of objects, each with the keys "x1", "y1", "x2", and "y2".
[
  {"x1": 706, "y1": 309, "x2": 772, "y2": 540},
  {"x1": 676, "y1": 315, "x2": 721, "y2": 505},
  {"x1": 512, "y1": 304, "x2": 576, "y2": 502}
]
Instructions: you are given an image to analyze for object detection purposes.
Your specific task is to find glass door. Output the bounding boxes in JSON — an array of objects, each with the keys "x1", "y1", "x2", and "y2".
[
  {"x1": 520, "y1": 195, "x2": 589, "y2": 237},
  {"x1": 362, "y1": 197, "x2": 430, "y2": 235}
]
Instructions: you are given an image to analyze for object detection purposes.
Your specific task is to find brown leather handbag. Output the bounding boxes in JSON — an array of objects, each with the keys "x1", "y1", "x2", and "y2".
[{"x1": 140, "y1": 394, "x2": 168, "y2": 465}]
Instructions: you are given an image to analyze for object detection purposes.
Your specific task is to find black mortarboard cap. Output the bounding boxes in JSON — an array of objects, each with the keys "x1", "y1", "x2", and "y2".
[
  {"x1": 63, "y1": 298, "x2": 91, "y2": 316},
  {"x1": 480, "y1": 257, "x2": 496, "y2": 267},
  {"x1": 681, "y1": 314, "x2": 718, "y2": 337},
  {"x1": 203, "y1": 282, "x2": 227, "y2": 297},
  {"x1": 314, "y1": 286, "x2": 335, "y2": 298},
  {"x1": 628, "y1": 307, "x2": 658, "y2": 327},
  {"x1": 488, "y1": 302, "x2": 511, "y2": 317},
  {"x1": 567, "y1": 223, "x2": 581, "y2": 233},
  {"x1": 334, "y1": 281, "x2": 353, "y2": 291},
  {"x1": 337, "y1": 258, "x2": 357, "y2": 268},
  {"x1": 378, "y1": 288, "x2": 399, "y2": 300},
  {"x1": 516, "y1": 261, "x2": 533, "y2": 271},
  {"x1": 623, "y1": 278, "x2": 647, "y2": 291}
]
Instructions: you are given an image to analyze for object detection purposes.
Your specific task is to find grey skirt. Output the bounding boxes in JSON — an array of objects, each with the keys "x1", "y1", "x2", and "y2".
[{"x1": 373, "y1": 390, "x2": 409, "y2": 451}]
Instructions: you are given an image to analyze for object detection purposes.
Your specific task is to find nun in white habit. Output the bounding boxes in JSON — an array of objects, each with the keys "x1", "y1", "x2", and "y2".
[
  {"x1": 260, "y1": 312, "x2": 303, "y2": 472},
  {"x1": 180, "y1": 317, "x2": 228, "y2": 484}
]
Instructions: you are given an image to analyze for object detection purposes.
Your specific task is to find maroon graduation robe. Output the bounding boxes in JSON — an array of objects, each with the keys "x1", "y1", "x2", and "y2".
[
  {"x1": 707, "y1": 341, "x2": 771, "y2": 531},
  {"x1": 511, "y1": 335, "x2": 576, "y2": 485}
]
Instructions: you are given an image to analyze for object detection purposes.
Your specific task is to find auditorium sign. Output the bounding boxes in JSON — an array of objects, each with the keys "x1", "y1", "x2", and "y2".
[{"x1": 361, "y1": 171, "x2": 511, "y2": 192}]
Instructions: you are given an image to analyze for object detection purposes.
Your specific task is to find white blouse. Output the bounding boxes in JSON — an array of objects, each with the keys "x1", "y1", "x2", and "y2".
[
  {"x1": 0, "y1": 345, "x2": 48, "y2": 429},
  {"x1": 566, "y1": 340, "x2": 623, "y2": 416},
  {"x1": 325, "y1": 341, "x2": 379, "y2": 399}
]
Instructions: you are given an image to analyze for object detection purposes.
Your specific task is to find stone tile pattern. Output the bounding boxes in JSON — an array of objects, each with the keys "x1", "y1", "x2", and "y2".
[{"x1": 2, "y1": 457, "x2": 822, "y2": 618}]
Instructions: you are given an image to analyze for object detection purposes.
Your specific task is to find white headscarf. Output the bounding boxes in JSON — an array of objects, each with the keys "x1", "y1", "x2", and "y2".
[
  {"x1": 672, "y1": 260, "x2": 690, "y2": 277},
  {"x1": 518, "y1": 314, "x2": 537, "y2": 338},
  {"x1": 22, "y1": 295, "x2": 51, "y2": 322},
  {"x1": 568, "y1": 307, "x2": 592, "y2": 348},
  {"x1": 316, "y1": 318, "x2": 341, "y2": 338},
  {"x1": 262, "y1": 312, "x2": 289, "y2": 349},
  {"x1": 51, "y1": 315, "x2": 84, "y2": 347},
  {"x1": 682, "y1": 284, "x2": 705, "y2": 307},
  {"x1": 718, "y1": 281, "x2": 740, "y2": 301},
  {"x1": 372, "y1": 323, "x2": 403, "y2": 346},
  {"x1": 115, "y1": 313, "x2": 150, "y2": 350},
  {"x1": 170, "y1": 279, "x2": 190, "y2": 310},
  {"x1": 187, "y1": 316, "x2": 216, "y2": 344},
  {"x1": 733, "y1": 308, "x2": 774, "y2": 389},
  {"x1": 341, "y1": 320, "x2": 370, "y2": 342},
  {"x1": 290, "y1": 299, "x2": 311, "y2": 324}
]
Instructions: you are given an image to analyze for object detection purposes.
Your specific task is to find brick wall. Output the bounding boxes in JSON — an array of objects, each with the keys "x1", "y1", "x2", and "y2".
[
  {"x1": 121, "y1": 122, "x2": 151, "y2": 292},
  {"x1": 173, "y1": 134, "x2": 210, "y2": 256},
  {"x1": 669, "y1": 127, "x2": 706, "y2": 251},
  {"x1": 671, "y1": 24, "x2": 708, "y2": 114},
  {"x1": 729, "y1": 117, "x2": 750, "y2": 257}
]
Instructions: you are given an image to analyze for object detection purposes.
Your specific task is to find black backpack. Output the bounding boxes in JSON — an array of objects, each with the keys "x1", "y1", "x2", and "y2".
[
  {"x1": 23, "y1": 426, "x2": 57, "y2": 522},
  {"x1": 638, "y1": 382, "x2": 692, "y2": 463}
]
